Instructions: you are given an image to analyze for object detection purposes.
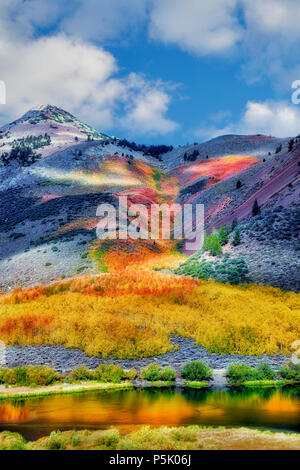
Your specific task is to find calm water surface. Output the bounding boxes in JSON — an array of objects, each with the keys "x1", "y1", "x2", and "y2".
[{"x1": 0, "y1": 387, "x2": 299, "y2": 440}]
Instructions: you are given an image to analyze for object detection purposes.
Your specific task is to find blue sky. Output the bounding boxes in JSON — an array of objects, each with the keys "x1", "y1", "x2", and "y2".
[{"x1": 1, "y1": 0, "x2": 300, "y2": 145}]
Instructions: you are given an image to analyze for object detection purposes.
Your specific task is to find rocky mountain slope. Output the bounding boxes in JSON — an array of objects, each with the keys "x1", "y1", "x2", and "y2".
[{"x1": 0, "y1": 105, "x2": 298, "y2": 292}]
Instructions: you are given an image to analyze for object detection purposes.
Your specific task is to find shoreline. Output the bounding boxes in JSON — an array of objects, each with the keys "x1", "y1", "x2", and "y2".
[
  {"x1": 0, "y1": 375, "x2": 298, "y2": 401},
  {"x1": 1, "y1": 425, "x2": 300, "y2": 450},
  {"x1": 0, "y1": 381, "x2": 134, "y2": 400}
]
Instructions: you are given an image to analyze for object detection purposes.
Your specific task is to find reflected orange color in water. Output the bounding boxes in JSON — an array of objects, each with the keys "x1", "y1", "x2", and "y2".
[
  {"x1": 0, "y1": 389, "x2": 299, "y2": 435},
  {"x1": 0, "y1": 403, "x2": 31, "y2": 423}
]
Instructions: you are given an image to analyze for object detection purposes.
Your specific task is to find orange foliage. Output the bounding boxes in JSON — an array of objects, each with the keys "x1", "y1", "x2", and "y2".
[
  {"x1": 172, "y1": 156, "x2": 259, "y2": 188},
  {"x1": 0, "y1": 270, "x2": 198, "y2": 305}
]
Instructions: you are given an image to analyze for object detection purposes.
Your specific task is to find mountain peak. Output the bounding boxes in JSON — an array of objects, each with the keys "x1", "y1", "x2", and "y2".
[{"x1": 1, "y1": 104, "x2": 111, "y2": 141}]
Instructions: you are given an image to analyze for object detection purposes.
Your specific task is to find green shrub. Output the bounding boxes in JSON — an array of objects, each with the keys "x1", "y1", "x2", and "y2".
[
  {"x1": 141, "y1": 364, "x2": 176, "y2": 382},
  {"x1": 175, "y1": 256, "x2": 249, "y2": 285},
  {"x1": 103, "y1": 429, "x2": 120, "y2": 448},
  {"x1": 203, "y1": 231, "x2": 222, "y2": 256},
  {"x1": 70, "y1": 431, "x2": 82, "y2": 448},
  {"x1": 181, "y1": 361, "x2": 212, "y2": 381},
  {"x1": 0, "y1": 367, "x2": 17, "y2": 385},
  {"x1": 69, "y1": 366, "x2": 95, "y2": 382},
  {"x1": 26, "y1": 366, "x2": 62, "y2": 386},
  {"x1": 280, "y1": 362, "x2": 300, "y2": 381},
  {"x1": 226, "y1": 363, "x2": 254, "y2": 384},
  {"x1": 122, "y1": 369, "x2": 138, "y2": 381},
  {"x1": 253, "y1": 362, "x2": 275, "y2": 380},
  {"x1": 141, "y1": 363, "x2": 161, "y2": 381},
  {"x1": 14, "y1": 366, "x2": 28, "y2": 385},
  {"x1": 45, "y1": 431, "x2": 67, "y2": 450},
  {"x1": 0, "y1": 431, "x2": 27, "y2": 450},
  {"x1": 158, "y1": 366, "x2": 176, "y2": 381},
  {"x1": 95, "y1": 429, "x2": 120, "y2": 449},
  {"x1": 219, "y1": 225, "x2": 229, "y2": 246},
  {"x1": 0, "y1": 366, "x2": 61, "y2": 386},
  {"x1": 93, "y1": 364, "x2": 124, "y2": 383}
]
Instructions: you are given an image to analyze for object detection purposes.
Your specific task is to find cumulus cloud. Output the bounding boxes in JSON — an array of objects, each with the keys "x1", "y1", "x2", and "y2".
[
  {"x1": 147, "y1": 0, "x2": 300, "y2": 91},
  {"x1": 196, "y1": 100, "x2": 300, "y2": 139},
  {"x1": 2, "y1": 0, "x2": 300, "y2": 138},
  {"x1": 0, "y1": 0, "x2": 149, "y2": 44},
  {"x1": 62, "y1": 0, "x2": 148, "y2": 43},
  {"x1": 0, "y1": 34, "x2": 121, "y2": 126},
  {"x1": 242, "y1": 0, "x2": 300, "y2": 40},
  {"x1": 120, "y1": 74, "x2": 179, "y2": 134},
  {"x1": 237, "y1": 101, "x2": 300, "y2": 137},
  {"x1": 239, "y1": 0, "x2": 300, "y2": 86},
  {"x1": 149, "y1": 0, "x2": 242, "y2": 55},
  {"x1": 0, "y1": 1, "x2": 178, "y2": 135}
]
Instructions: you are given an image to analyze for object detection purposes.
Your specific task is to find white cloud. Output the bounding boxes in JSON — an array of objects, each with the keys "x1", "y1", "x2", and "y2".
[
  {"x1": 239, "y1": 0, "x2": 300, "y2": 86},
  {"x1": 242, "y1": 0, "x2": 300, "y2": 40},
  {"x1": 120, "y1": 74, "x2": 179, "y2": 134},
  {"x1": 62, "y1": 0, "x2": 148, "y2": 43},
  {"x1": 147, "y1": 0, "x2": 300, "y2": 92},
  {"x1": 149, "y1": 0, "x2": 242, "y2": 55},
  {"x1": 0, "y1": 1, "x2": 178, "y2": 136},
  {"x1": 2, "y1": 0, "x2": 300, "y2": 139},
  {"x1": 196, "y1": 100, "x2": 300, "y2": 139},
  {"x1": 238, "y1": 101, "x2": 300, "y2": 136},
  {"x1": 0, "y1": 34, "x2": 121, "y2": 127},
  {"x1": 0, "y1": 0, "x2": 149, "y2": 45}
]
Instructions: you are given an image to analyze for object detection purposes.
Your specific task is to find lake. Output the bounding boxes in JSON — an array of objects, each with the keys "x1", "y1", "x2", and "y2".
[{"x1": 0, "y1": 386, "x2": 299, "y2": 440}]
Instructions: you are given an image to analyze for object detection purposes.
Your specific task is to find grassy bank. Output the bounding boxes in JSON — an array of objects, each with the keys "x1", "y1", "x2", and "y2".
[
  {"x1": 184, "y1": 381, "x2": 209, "y2": 389},
  {"x1": 0, "y1": 381, "x2": 133, "y2": 400},
  {"x1": 1, "y1": 426, "x2": 299, "y2": 450},
  {"x1": 240, "y1": 379, "x2": 300, "y2": 388}
]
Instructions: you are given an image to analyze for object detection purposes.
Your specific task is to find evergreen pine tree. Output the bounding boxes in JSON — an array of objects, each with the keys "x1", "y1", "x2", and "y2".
[
  {"x1": 219, "y1": 225, "x2": 229, "y2": 245},
  {"x1": 231, "y1": 219, "x2": 238, "y2": 232},
  {"x1": 288, "y1": 139, "x2": 295, "y2": 152},
  {"x1": 252, "y1": 199, "x2": 260, "y2": 216},
  {"x1": 232, "y1": 229, "x2": 241, "y2": 246}
]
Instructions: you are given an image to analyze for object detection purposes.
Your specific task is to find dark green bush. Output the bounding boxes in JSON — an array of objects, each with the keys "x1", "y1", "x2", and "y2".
[
  {"x1": 280, "y1": 362, "x2": 300, "y2": 381},
  {"x1": 141, "y1": 364, "x2": 161, "y2": 381},
  {"x1": 158, "y1": 366, "x2": 176, "y2": 381},
  {"x1": 253, "y1": 362, "x2": 275, "y2": 380},
  {"x1": 226, "y1": 363, "x2": 254, "y2": 384},
  {"x1": 175, "y1": 255, "x2": 249, "y2": 285},
  {"x1": 141, "y1": 364, "x2": 176, "y2": 382},
  {"x1": 181, "y1": 361, "x2": 212, "y2": 381},
  {"x1": 227, "y1": 362, "x2": 277, "y2": 384}
]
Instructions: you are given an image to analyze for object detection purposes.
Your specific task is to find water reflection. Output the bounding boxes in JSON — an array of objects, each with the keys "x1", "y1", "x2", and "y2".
[{"x1": 0, "y1": 387, "x2": 299, "y2": 440}]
